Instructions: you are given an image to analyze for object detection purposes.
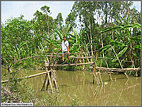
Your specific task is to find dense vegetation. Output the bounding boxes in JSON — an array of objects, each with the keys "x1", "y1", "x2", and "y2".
[
  {"x1": 2, "y1": 1, "x2": 141, "y2": 70},
  {"x1": 1, "y1": 1, "x2": 141, "y2": 104}
]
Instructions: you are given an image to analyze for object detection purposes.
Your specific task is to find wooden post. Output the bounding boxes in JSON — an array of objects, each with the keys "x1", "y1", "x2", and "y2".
[
  {"x1": 42, "y1": 59, "x2": 58, "y2": 93},
  {"x1": 98, "y1": 59, "x2": 103, "y2": 84},
  {"x1": 75, "y1": 54, "x2": 78, "y2": 66},
  {"x1": 41, "y1": 68, "x2": 48, "y2": 91},
  {"x1": 47, "y1": 71, "x2": 54, "y2": 93},
  {"x1": 82, "y1": 54, "x2": 85, "y2": 70},
  {"x1": 45, "y1": 70, "x2": 58, "y2": 92},
  {"x1": 7, "y1": 65, "x2": 11, "y2": 87},
  {"x1": 93, "y1": 51, "x2": 99, "y2": 84},
  {"x1": 46, "y1": 78, "x2": 50, "y2": 90},
  {"x1": 108, "y1": 72, "x2": 113, "y2": 81},
  {"x1": 41, "y1": 60, "x2": 50, "y2": 91},
  {"x1": 52, "y1": 70, "x2": 58, "y2": 90},
  {"x1": 98, "y1": 72, "x2": 103, "y2": 84}
]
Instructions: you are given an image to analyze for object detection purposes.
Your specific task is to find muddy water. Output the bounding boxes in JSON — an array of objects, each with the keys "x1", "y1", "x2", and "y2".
[{"x1": 2, "y1": 69, "x2": 141, "y2": 106}]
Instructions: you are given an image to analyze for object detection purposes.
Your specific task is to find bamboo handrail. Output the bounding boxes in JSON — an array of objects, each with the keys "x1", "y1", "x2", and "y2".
[{"x1": 14, "y1": 54, "x2": 138, "y2": 65}]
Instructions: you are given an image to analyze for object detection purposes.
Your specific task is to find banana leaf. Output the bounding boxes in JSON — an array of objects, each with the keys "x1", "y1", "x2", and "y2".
[
  {"x1": 110, "y1": 41, "x2": 126, "y2": 47},
  {"x1": 112, "y1": 46, "x2": 128, "y2": 62},
  {"x1": 100, "y1": 45, "x2": 111, "y2": 54},
  {"x1": 107, "y1": 36, "x2": 113, "y2": 42},
  {"x1": 134, "y1": 45, "x2": 141, "y2": 49},
  {"x1": 133, "y1": 23, "x2": 141, "y2": 28},
  {"x1": 54, "y1": 29, "x2": 63, "y2": 40},
  {"x1": 131, "y1": 36, "x2": 141, "y2": 41}
]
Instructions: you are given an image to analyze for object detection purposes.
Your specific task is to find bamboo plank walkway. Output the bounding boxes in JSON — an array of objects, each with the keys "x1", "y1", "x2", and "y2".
[
  {"x1": 14, "y1": 55, "x2": 115, "y2": 64},
  {"x1": 48, "y1": 62, "x2": 94, "y2": 67}
]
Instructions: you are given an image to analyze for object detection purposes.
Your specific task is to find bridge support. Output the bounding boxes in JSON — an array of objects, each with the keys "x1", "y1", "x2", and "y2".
[
  {"x1": 41, "y1": 69, "x2": 58, "y2": 93},
  {"x1": 41, "y1": 60, "x2": 58, "y2": 93},
  {"x1": 92, "y1": 51, "x2": 103, "y2": 85}
]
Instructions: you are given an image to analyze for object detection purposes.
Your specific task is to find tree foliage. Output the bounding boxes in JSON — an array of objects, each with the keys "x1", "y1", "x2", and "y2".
[{"x1": 1, "y1": 1, "x2": 141, "y2": 69}]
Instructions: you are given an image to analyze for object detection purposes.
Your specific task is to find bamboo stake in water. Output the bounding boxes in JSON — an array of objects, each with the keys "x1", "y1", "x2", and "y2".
[
  {"x1": 112, "y1": 46, "x2": 129, "y2": 79},
  {"x1": 93, "y1": 52, "x2": 99, "y2": 85}
]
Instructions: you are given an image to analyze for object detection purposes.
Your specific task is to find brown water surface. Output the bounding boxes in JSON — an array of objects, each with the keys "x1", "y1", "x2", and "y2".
[{"x1": 2, "y1": 69, "x2": 141, "y2": 106}]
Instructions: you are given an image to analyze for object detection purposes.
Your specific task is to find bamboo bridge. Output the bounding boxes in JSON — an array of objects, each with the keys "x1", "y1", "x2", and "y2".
[{"x1": 2, "y1": 52, "x2": 141, "y2": 93}]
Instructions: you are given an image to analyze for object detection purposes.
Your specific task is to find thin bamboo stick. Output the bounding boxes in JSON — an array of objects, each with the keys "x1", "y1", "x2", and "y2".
[
  {"x1": 95, "y1": 67, "x2": 140, "y2": 72},
  {"x1": 2, "y1": 71, "x2": 51, "y2": 83}
]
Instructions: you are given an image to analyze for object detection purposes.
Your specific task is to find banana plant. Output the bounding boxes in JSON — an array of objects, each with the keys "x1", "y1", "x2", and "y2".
[{"x1": 101, "y1": 22, "x2": 141, "y2": 67}]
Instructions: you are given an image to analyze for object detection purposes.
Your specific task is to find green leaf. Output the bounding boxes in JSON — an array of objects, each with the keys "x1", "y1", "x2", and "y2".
[
  {"x1": 112, "y1": 46, "x2": 128, "y2": 63},
  {"x1": 110, "y1": 41, "x2": 126, "y2": 47},
  {"x1": 100, "y1": 45, "x2": 111, "y2": 54},
  {"x1": 134, "y1": 45, "x2": 141, "y2": 49},
  {"x1": 55, "y1": 29, "x2": 62, "y2": 40},
  {"x1": 107, "y1": 36, "x2": 113, "y2": 42},
  {"x1": 117, "y1": 47, "x2": 128, "y2": 57}
]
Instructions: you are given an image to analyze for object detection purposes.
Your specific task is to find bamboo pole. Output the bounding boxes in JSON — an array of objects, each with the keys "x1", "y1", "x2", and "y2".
[
  {"x1": 2, "y1": 70, "x2": 51, "y2": 84},
  {"x1": 41, "y1": 72, "x2": 48, "y2": 91},
  {"x1": 112, "y1": 46, "x2": 129, "y2": 79},
  {"x1": 93, "y1": 52, "x2": 99, "y2": 85},
  {"x1": 81, "y1": 51, "x2": 85, "y2": 70},
  {"x1": 14, "y1": 55, "x2": 137, "y2": 64},
  {"x1": 46, "y1": 62, "x2": 94, "y2": 67},
  {"x1": 46, "y1": 78, "x2": 50, "y2": 91},
  {"x1": 98, "y1": 60, "x2": 103, "y2": 84},
  {"x1": 95, "y1": 67, "x2": 140, "y2": 72},
  {"x1": 7, "y1": 65, "x2": 10, "y2": 87},
  {"x1": 112, "y1": 46, "x2": 123, "y2": 69},
  {"x1": 47, "y1": 71, "x2": 54, "y2": 93},
  {"x1": 52, "y1": 70, "x2": 58, "y2": 90},
  {"x1": 101, "y1": 32, "x2": 109, "y2": 68},
  {"x1": 108, "y1": 72, "x2": 113, "y2": 81}
]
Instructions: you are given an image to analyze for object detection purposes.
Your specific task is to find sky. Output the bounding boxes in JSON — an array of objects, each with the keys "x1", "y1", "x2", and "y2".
[
  {"x1": 1, "y1": 1, "x2": 141, "y2": 24},
  {"x1": 1, "y1": 1, "x2": 74, "y2": 24}
]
